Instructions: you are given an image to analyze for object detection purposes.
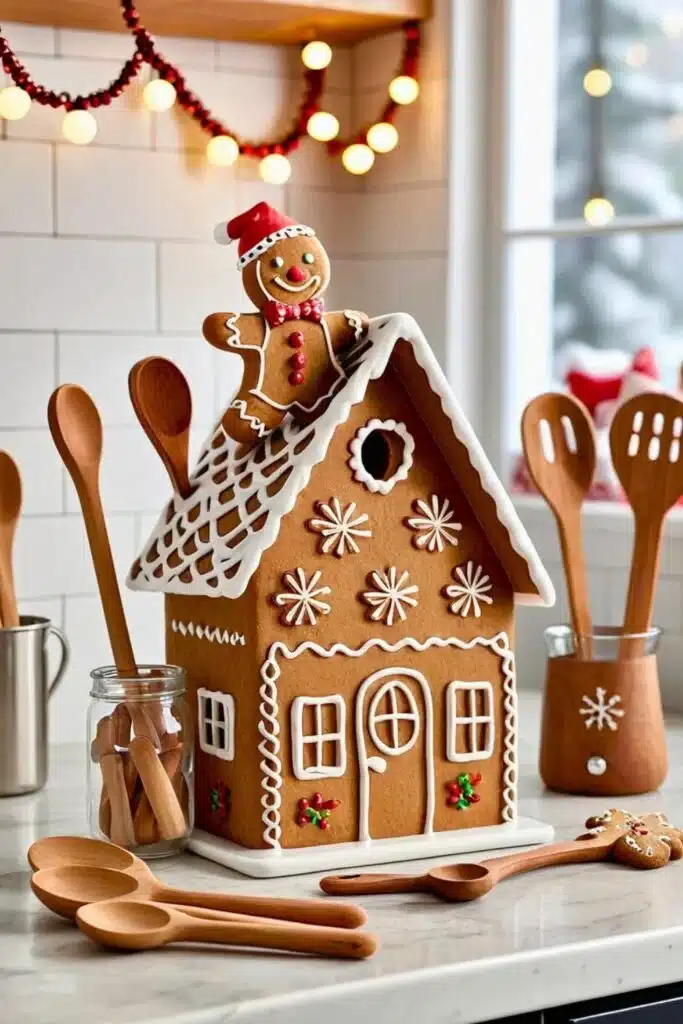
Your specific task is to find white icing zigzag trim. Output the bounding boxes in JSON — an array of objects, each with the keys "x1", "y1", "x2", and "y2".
[
  {"x1": 258, "y1": 631, "x2": 517, "y2": 850},
  {"x1": 344, "y1": 310, "x2": 364, "y2": 342},
  {"x1": 171, "y1": 619, "x2": 245, "y2": 646},
  {"x1": 229, "y1": 398, "x2": 270, "y2": 438}
]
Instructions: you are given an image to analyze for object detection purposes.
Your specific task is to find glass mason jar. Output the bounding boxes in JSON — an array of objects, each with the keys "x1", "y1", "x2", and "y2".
[{"x1": 87, "y1": 664, "x2": 194, "y2": 859}]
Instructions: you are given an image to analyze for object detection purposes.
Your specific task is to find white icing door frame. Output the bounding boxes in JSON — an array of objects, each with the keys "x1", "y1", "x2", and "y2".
[{"x1": 355, "y1": 667, "x2": 435, "y2": 843}]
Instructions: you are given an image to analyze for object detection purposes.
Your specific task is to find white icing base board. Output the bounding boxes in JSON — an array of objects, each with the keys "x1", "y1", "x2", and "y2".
[{"x1": 188, "y1": 817, "x2": 555, "y2": 878}]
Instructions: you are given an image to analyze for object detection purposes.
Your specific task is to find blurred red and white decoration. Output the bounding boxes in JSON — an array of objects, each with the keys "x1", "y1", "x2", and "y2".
[{"x1": 512, "y1": 344, "x2": 683, "y2": 503}]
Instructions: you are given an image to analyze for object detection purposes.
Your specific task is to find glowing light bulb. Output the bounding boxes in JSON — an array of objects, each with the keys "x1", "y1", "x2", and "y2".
[
  {"x1": 626, "y1": 42, "x2": 649, "y2": 67},
  {"x1": 301, "y1": 41, "x2": 332, "y2": 70},
  {"x1": 342, "y1": 143, "x2": 375, "y2": 175},
  {"x1": 0, "y1": 86, "x2": 31, "y2": 121},
  {"x1": 583, "y1": 68, "x2": 612, "y2": 97},
  {"x1": 389, "y1": 75, "x2": 420, "y2": 105},
  {"x1": 367, "y1": 121, "x2": 399, "y2": 153},
  {"x1": 62, "y1": 109, "x2": 98, "y2": 146},
  {"x1": 259, "y1": 153, "x2": 292, "y2": 185},
  {"x1": 306, "y1": 111, "x2": 340, "y2": 142},
  {"x1": 143, "y1": 78, "x2": 177, "y2": 112},
  {"x1": 206, "y1": 134, "x2": 239, "y2": 167},
  {"x1": 584, "y1": 196, "x2": 614, "y2": 226}
]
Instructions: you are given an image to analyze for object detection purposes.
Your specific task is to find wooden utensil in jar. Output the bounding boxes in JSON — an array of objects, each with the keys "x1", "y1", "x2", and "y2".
[
  {"x1": 129, "y1": 357, "x2": 193, "y2": 499},
  {"x1": 0, "y1": 451, "x2": 22, "y2": 627},
  {"x1": 522, "y1": 393, "x2": 596, "y2": 644},
  {"x1": 610, "y1": 392, "x2": 683, "y2": 650}
]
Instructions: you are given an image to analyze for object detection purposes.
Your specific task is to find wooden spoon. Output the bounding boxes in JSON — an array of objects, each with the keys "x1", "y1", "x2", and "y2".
[
  {"x1": 0, "y1": 451, "x2": 22, "y2": 627},
  {"x1": 522, "y1": 393, "x2": 596, "y2": 642},
  {"x1": 610, "y1": 392, "x2": 683, "y2": 643},
  {"x1": 320, "y1": 832, "x2": 617, "y2": 902},
  {"x1": 29, "y1": 856, "x2": 366, "y2": 929},
  {"x1": 76, "y1": 900, "x2": 377, "y2": 959},
  {"x1": 129, "y1": 357, "x2": 192, "y2": 499}
]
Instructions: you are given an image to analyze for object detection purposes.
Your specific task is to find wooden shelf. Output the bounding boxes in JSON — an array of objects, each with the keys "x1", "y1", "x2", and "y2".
[{"x1": 0, "y1": 0, "x2": 432, "y2": 45}]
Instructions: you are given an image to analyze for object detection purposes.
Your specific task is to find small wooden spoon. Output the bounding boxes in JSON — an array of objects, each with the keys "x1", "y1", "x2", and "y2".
[
  {"x1": 320, "y1": 832, "x2": 616, "y2": 902},
  {"x1": 30, "y1": 859, "x2": 367, "y2": 930},
  {"x1": 76, "y1": 900, "x2": 377, "y2": 959},
  {"x1": 129, "y1": 357, "x2": 193, "y2": 499},
  {"x1": 0, "y1": 451, "x2": 22, "y2": 627}
]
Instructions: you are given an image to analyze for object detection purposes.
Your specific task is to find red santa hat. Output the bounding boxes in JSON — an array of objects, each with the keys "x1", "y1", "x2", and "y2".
[{"x1": 213, "y1": 202, "x2": 315, "y2": 270}]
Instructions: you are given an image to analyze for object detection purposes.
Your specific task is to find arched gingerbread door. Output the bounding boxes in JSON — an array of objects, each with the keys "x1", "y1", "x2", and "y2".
[{"x1": 355, "y1": 668, "x2": 435, "y2": 841}]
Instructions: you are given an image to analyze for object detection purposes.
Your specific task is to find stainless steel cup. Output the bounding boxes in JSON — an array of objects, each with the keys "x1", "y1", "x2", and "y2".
[{"x1": 0, "y1": 615, "x2": 70, "y2": 796}]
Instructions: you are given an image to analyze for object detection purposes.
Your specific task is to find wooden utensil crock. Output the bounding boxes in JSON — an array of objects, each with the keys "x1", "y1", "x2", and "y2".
[{"x1": 540, "y1": 627, "x2": 667, "y2": 796}]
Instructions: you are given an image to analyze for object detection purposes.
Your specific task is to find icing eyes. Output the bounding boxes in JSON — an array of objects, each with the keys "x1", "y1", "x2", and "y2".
[
  {"x1": 302, "y1": 253, "x2": 315, "y2": 265},
  {"x1": 271, "y1": 256, "x2": 285, "y2": 269}
]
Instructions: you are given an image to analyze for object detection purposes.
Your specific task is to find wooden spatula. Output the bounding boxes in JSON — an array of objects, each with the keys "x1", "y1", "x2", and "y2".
[
  {"x1": 129, "y1": 357, "x2": 193, "y2": 499},
  {"x1": 610, "y1": 391, "x2": 683, "y2": 640},
  {"x1": 0, "y1": 451, "x2": 22, "y2": 627},
  {"x1": 522, "y1": 393, "x2": 596, "y2": 640}
]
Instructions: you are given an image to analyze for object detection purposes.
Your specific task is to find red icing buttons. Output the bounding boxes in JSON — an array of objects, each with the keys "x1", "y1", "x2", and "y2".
[
  {"x1": 288, "y1": 330, "x2": 304, "y2": 348},
  {"x1": 290, "y1": 351, "x2": 306, "y2": 369},
  {"x1": 289, "y1": 370, "x2": 305, "y2": 386}
]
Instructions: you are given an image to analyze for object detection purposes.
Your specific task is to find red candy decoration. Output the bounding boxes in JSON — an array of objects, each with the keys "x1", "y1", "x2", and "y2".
[
  {"x1": 296, "y1": 792, "x2": 340, "y2": 830},
  {"x1": 290, "y1": 352, "x2": 306, "y2": 369},
  {"x1": 289, "y1": 370, "x2": 305, "y2": 386},
  {"x1": 288, "y1": 330, "x2": 305, "y2": 348}
]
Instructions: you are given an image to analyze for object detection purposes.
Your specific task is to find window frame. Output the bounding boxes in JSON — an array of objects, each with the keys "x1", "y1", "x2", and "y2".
[
  {"x1": 197, "y1": 687, "x2": 235, "y2": 761},
  {"x1": 367, "y1": 679, "x2": 421, "y2": 757},
  {"x1": 446, "y1": 680, "x2": 495, "y2": 763},
  {"x1": 291, "y1": 695, "x2": 347, "y2": 780}
]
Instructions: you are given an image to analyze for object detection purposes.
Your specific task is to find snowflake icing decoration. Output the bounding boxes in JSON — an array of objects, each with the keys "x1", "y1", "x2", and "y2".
[
  {"x1": 308, "y1": 497, "x2": 372, "y2": 557},
  {"x1": 361, "y1": 567, "x2": 419, "y2": 626},
  {"x1": 406, "y1": 494, "x2": 462, "y2": 553},
  {"x1": 580, "y1": 687, "x2": 625, "y2": 732},
  {"x1": 274, "y1": 568, "x2": 332, "y2": 627},
  {"x1": 445, "y1": 561, "x2": 493, "y2": 618}
]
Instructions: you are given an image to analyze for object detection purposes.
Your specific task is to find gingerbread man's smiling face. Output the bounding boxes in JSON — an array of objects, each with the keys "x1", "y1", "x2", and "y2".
[{"x1": 243, "y1": 235, "x2": 331, "y2": 310}]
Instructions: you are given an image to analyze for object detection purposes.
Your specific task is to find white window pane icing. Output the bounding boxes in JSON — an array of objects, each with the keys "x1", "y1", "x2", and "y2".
[
  {"x1": 367, "y1": 680, "x2": 420, "y2": 757},
  {"x1": 446, "y1": 681, "x2": 495, "y2": 763},
  {"x1": 197, "y1": 688, "x2": 235, "y2": 761},
  {"x1": 291, "y1": 695, "x2": 346, "y2": 780}
]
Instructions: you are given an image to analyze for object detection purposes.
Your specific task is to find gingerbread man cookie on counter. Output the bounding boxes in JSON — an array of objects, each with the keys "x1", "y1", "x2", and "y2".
[
  {"x1": 203, "y1": 202, "x2": 369, "y2": 444},
  {"x1": 583, "y1": 808, "x2": 683, "y2": 868}
]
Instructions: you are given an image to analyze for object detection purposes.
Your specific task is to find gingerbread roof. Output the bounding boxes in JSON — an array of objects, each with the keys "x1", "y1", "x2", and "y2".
[{"x1": 127, "y1": 314, "x2": 555, "y2": 606}]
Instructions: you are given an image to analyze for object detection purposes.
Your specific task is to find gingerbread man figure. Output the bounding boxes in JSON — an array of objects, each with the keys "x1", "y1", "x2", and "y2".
[{"x1": 203, "y1": 202, "x2": 369, "y2": 444}]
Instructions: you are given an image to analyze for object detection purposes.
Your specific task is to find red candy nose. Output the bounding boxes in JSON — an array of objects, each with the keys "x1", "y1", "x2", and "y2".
[{"x1": 286, "y1": 265, "x2": 307, "y2": 283}]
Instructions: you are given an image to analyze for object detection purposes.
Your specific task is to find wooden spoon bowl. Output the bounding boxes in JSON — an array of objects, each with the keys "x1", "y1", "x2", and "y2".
[
  {"x1": 31, "y1": 865, "x2": 138, "y2": 920},
  {"x1": 129, "y1": 357, "x2": 193, "y2": 499},
  {"x1": 28, "y1": 834, "x2": 136, "y2": 874}
]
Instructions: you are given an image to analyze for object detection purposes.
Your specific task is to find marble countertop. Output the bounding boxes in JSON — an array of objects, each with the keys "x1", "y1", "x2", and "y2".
[{"x1": 4, "y1": 691, "x2": 683, "y2": 1024}]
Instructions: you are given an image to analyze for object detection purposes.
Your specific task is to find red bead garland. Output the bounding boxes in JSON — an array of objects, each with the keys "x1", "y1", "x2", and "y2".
[{"x1": 0, "y1": 4, "x2": 421, "y2": 166}]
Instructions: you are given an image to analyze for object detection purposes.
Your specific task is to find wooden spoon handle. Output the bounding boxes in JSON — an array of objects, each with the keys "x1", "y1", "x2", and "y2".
[
  {"x1": 554, "y1": 506, "x2": 592, "y2": 641},
  {"x1": 0, "y1": 539, "x2": 19, "y2": 627},
  {"x1": 99, "y1": 753, "x2": 135, "y2": 849},
  {"x1": 623, "y1": 517, "x2": 664, "y2": 638},
  {"x1": 129, "y1": 736, "x2": 186, "y2": 841},
  {"x1": 178, "y1": 916, "x2": 378, "y2": 959},
  {"x1": 319, "y1": 872, "x2": 427, "y2": 896},
  {"x1": 159, "y1": 884, "x2": 368, "y2": 929},
  {"x1": 480, "y1": 836, "x2": 615, "y2": 885}
]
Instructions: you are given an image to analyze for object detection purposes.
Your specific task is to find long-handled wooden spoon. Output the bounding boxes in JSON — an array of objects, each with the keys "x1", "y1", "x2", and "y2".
[
  {"x1": 129, "y1": 357, "x2": 193, "y2": 499},
  {"x1": 30, "y1": 863, "x2": 367, "y2": 930},
  {"x1": 76, "y1": 900, "x2": 377, "y2": 959},
  {"x1": 522, "y1": 393, "x2": 596, "y2": 642},
  {"x1": 0, "y1": 451, "x2": 22, "y2": 627}
]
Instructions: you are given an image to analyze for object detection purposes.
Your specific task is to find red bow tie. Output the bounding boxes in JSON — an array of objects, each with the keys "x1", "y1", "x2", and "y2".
[{"x1": 264, "y1": 298, "x2": 324, "y2": 328}]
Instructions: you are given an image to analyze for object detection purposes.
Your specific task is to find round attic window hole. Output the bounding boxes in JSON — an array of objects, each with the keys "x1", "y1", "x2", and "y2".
[
  {"x1": 360, "y1": 429, "x2": 403, "y2": 481},
  {"x1": 349, "y1": 419, "x2": 415, "y2": 495}
]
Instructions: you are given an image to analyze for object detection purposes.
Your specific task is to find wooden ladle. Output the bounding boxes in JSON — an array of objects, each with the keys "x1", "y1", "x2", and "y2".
[
  {"x1": 76, "y1": 900, "x2": 377, "y2": 959},
  {"x1": 320, "y1": 832, "x2": 618, "y2": 902},
  {"x1": 522, "y1": 393, "x2": 596, "y2": 641},
  {"x1": 0, "y1": 450, "x2": 22, "y2": 627},
  {"x1": 129, "y1": 357, "x2": 193, "y2": 499}
]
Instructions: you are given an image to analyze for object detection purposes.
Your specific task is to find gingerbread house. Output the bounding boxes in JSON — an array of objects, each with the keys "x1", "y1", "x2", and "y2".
[{"x1": 129, "y1": 313, "x2": 556, "y2": 876}]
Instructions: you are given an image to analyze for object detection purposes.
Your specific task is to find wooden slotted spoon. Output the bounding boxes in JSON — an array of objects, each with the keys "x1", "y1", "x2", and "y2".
[
  {"x1": 610, "y1": 392, "x2": 683, "y2": 642},
  {"x1": 129, "y1": 357, "x2": 193, "y2": 499},
  {"x1": 0, "y1": 451, "x2": 22, "y2": 627},
  {"x1": 522, "y1": 393, "x2": 596, "y2": 641}
]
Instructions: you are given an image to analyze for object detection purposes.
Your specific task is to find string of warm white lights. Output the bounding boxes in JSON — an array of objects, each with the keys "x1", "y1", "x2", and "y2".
[
  {"x1": 582, "y1": 0, "x2": 614, "y2": 226},
  {"x1": 0, "y1": 4, "x2": 421, "y2": 182}
]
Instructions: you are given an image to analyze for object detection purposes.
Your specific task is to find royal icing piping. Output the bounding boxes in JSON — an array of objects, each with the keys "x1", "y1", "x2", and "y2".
[
  {"x1": 446, "y1": 680, "x2": 495, "y2": 763},
  {"x1": 344, "y1": 310, "x2": 365, "y2": 342},
  {"x1": 225, "y1": 312, "x2": 241, "y2": 347},
  {"x1": 407, "y1": 495, "x2": 462, "y2": 553},
  {"x1": 228, "y1": 398, "x2": 270, "y2": 438},
  {"x1": 308, "y1": 497, "x2": 372, "y2": 556},
  {"x1": 361, "y1": 567, "x2": 419, "y2": 626},
  {"x1": 290, "y1": 695, "x2": 346, "y2": 781},
  {"x1": 171, "y1": 619, "x2": 246, "y2": 646},
  {"x1": 258, "y1": 631, "x2": 517, "y2": 850},
  {"x1": 580, "y1": 687, "x2": 625, "y2": 731},
  {"x1": 129, "y1": 314, "x2": 555, "y2": 606},
  {"x1": 274, "y1": 568, "x2": 332, "y2": 626},
  {"x1": 445, "y1": 561, "x2": 494, "y2": 618},
  {"x1": 197, "y1": 688, "x2": 235, "y2": 761},
  {"x1": 348, "y1": 418, "x2": 415, "y2": 495},
  {"x1": 235, "y1": 223, "x2": 316, "y2": 270}
]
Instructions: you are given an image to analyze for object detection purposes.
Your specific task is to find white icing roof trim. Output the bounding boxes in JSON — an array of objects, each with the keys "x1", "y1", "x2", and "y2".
[{"x1": 128, "y1": 313, "x2": 555, "y2": 606}]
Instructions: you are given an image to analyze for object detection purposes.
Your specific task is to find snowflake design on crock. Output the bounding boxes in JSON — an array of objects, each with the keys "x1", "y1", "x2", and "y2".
[
  {"x1": 273, "y1": 568, "x2": 332, "y2": 627},
  {"x1": 406, "y1": 495, "x2": 462, "y2": 553},
  {"x1": 579, "y1": 687, "x2": 625, "y2": 732},
  {"x1": 445, "y1": 561, "x2": 493, "y2": 618},
  {"x1": 361, "y1": 567, "x2": 419, "y2": 626},
  {"x1": 307, "y1": 497, "x2": 372, "y2": 557}
]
